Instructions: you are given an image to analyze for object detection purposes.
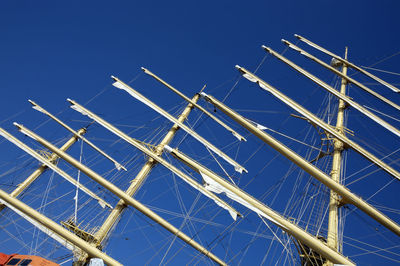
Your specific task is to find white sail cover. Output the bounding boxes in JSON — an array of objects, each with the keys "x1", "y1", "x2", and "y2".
[
  {"x1": 141, "y1": 67, "x2": 246, "y2": 142},
  {"x1": 200, "y1": 171, "x2": 286, "y2": 229},
  {"x1": 3, "y1": 125, "x2": 112, "y2": 209},
  {"x1": 66, "y1": 106, "x2": 240, "y2": 220},
  {"x1": 29, "y1": 100, "x2": 126, "y2": 171},
  {"x1": 243, "y1": 64, "x2": 400, "y2": 139},
  {"x1": 111, "y1": 78, "x2": 247, "y2": 174},
  {"x1": 162, "y1": 145, "x2": 238, "y2": 220},
  {"x1": 184, "y1": 176, "x2": 238, "y2": 220}
]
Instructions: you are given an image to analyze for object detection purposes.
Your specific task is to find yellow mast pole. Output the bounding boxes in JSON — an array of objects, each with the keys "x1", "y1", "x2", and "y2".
[
  {"x1": 73, "y1": 95, "x2": 237, "y2": 265},
  {"x1": 92, "y1": 94, "x2": 200, "y2": 247},
  {"x1": 282, "y1": 40, "x2": 400, "y2": 111},
  {"x1": 0, "y1": 128, "x2": 86, "y2": 213},
  {"x1": 12, "y1": 123, "x2": 226, "y2": 266},
  {"x1": 326, "y1": 47, "x2": 348, "y2": 265},
  {"x1": 141, "y1": 67, "x2": 246, "y2": 141},
  {"x1": 294, "y1": 34, "x2": 400, "y2": 93},
  {"x1": 235, "y1": 65, "x2": 400, "y2": 181},
  {"x1": 262, "y1": 46, "x2": 400, "y2": 138},
  {"x1": 199, "y1": 92, "x2": 400, "y2": 237},
  {"x1": 0, "y1": 189, "x2": 123, "y2": 266},
  {"x1": 164, "y1": 146, "x2": 355, "y2": 265}
]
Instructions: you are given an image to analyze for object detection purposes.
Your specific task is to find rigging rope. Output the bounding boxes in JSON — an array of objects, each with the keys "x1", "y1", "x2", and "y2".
[
  {"x1": 74, "y1": 139, "x2": 84, "y2": 223},
  {"x1": 361, "y1": 66, "x2": 400, "y2": 76}
]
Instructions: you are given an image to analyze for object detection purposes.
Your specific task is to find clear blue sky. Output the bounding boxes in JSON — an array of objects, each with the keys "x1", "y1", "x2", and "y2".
[{"x1": 0, "y1": 1, "x2": 399, "y2": 265}]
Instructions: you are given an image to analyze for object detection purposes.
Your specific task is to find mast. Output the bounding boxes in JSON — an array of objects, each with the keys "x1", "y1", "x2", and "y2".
[
  {"x1": 93, "y1": 95, "x2": 201, "y2": 246},
  {"x1": 0, "y1": 127, "x2": 86, "y2": 213},
  {"x1": 294, "y1": 34, "x2": 400, "y2": 93},
  {"x1": 199, "y1": 92, "x2": 400, "y2": 237},
  {"x1": 141, "y1": 67, "x2": 246, "y2": 141},
  {"x1": 0, "y1": 189, "x2": 122, "y2": 266},
  {"x1": 163, "y1": 146, "x2": 355, "y2": 265},
  {"x1": 111, "y1": 76, "x2": 247, "y2": 173},
  {"x1": 69, "y1": 95, "x2": 240, "y2": 264},
  {"x1": 326, "y1": 47, "x2": 348, "y2": 264},
  {"x1": 235, "y1": 65, "x2": 400, "y2": 181},
  {"x1": 12, "y1": 123, "x2": 227, "y2": 266},
  {"x1": 74, "y1": 94, "x2": 204, "y2": 264}
]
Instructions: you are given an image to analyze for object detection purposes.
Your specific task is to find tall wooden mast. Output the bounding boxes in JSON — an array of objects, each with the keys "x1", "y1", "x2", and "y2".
[
  {"x1": 326, "y1": 47, "x2": 348, "y2": 260},
  {"x1": 0, "y1": 128, "x2": 87, "y2": 213},
  {"x1": 93, "y1": 95, "x2": 201, "y2": 246},
  {"x1": 70, "y1": 94, "x2": 228, "y2": 265},
  {"x1": 199, "y1": 92, "x2": 400, "y2": 236},
  {"x1": 13, "y1": 122, "x2": 226, "y2": 266}
]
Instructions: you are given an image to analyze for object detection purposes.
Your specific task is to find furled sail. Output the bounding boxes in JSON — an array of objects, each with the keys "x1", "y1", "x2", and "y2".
[
  {"x1": 111, "y1": 76, "x2": 247, "y2": 174},
  {"x1": 236, "y1": 65, "x2": 400, "y2": 182},
  {"x1": 294, "y1": 34, "x2": 400, "y2": 93},
  {"x1": 141, "y1": 67, "x2": 246, "y2": 141},
  {"x1": 262, "y1": 46, "x2": 400, "y2": 138},
  {"x1": 199, "y1": 92, "x2": 400, "y2": 237},
  {"x1": 282, "y1": 39, "x2": 400, "y2": 111},
  {"x1": 68, "y1": 99, "x2": 241, "y2": 221},
  {"x1": 0, "y1": 126, "x2": 112, "y2": 209},
  {"x1": 201, "y1": 171, "x2": 281, "y2": 226},
  {"x1": 29, "y1": 100, "x2": 127, "y2": 171}
]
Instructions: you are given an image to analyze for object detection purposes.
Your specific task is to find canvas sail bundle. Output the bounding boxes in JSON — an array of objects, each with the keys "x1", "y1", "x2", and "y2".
[
  {"x1": 141, "y1": 67, "x2": 246, "y2": 142},
  {"x1": 68, "y1": 99, "x2": 240, "y2": 221},
  {"x1": 0, "y1": 126, "x2": 112, "y2": 209},
  {"x1": 262, "y1": 46, "x2": 400, "y2": 138},
  {"x1": 111, "y1": 76, "x2": 247, "y2": 174},
  {"x1": 294, "y1": 34, "x2": 400, "y2": 93}
]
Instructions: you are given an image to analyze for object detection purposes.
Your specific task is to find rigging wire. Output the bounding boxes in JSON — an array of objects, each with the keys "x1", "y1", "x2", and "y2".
[
  {"x1": 362, "y1": 51, "x2": 400, "y2": 69},
  {"x1": 73, "y1": 139, "x2": 84, "y2": 223},
  {"x1": 360, "y1": 66, "x2": 400, "y2": 76},
  {"x1": 363, "y1": 105, "x2": 400, "y2": 123},
  {"x1": 1, "y1": 40, "x2": 399, "y2": 265}
]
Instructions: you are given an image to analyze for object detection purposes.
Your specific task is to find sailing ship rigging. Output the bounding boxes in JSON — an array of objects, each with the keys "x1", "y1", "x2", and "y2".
[{"x1": 0, "y1": 34, "x2": 399, "y2": 265}]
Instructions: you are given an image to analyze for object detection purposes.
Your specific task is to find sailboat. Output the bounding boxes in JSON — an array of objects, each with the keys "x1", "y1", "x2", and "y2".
[{"x1": 0, "y1": 34, "x2": 399, "y2": 265}]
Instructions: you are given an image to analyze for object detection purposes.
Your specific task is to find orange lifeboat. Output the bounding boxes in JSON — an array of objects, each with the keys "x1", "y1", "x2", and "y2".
[{"x1": 0, "y1": 252, "x2": 59, "y2": 266}]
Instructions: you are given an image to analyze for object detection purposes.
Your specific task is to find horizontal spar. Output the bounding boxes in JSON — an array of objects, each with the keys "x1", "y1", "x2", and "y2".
[
  {"x1": 263, "y1": 45, "x2": 400, "y2": 139},
  {"x1": 294, "y1": 34, "x2": 400, "y2": 93},
  {"x1": 164, "y1": 145, "x2": 355, "y2": 266},
  {"x1": 13, "y1": 123, "x2": 227, "y2": 266},
  {"x1": 236, "y1": 66, "x2": 400, "y2": 182},
  {"x1": 67, "y1": 99, "x2": 241, "y2": 220},
  {"x1": 200, "y1": 92, "x2": 400, "y2": 238},
  {"x1": 142, "y1": 67, "x2": 246, "y2": 141},
  {"x1": 29, "y1": 100, "x2": 127, "y2": 171},
  {"x1": 282, "y1": 39, "x2": 400, "y2": 112},
  {"x1": 111, "y1": 76, "x2": 247, "y2": 174}
]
